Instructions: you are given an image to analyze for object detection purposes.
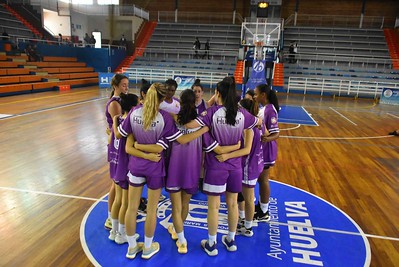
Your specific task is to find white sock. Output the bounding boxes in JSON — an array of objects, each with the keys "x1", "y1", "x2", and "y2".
[
  {"x1": 228, "y1": 231, "x2": 235, "y2": 241},
  {"x1": 111, "y1": 219, "x2": 119, "y2": 232},
  {"x1": 260, "y1": 201, "x2": 269, "y2": 213},
  {"x1": 239, "y1": 210, "x2": 245, "y2": 219},
  {"x1": 144, "y1": 235, "x2": 153, "y2": 249},
  {"x1": 208, "y1": 234, "x2": 217, "y2": 246},
  {"x1": 177, "y1": 231, "x2": 187, "y2": 245},
  {"x1": 244, "y1": 220, "x2": 253, "y2": 229},
  {"x1": 127, "y1": 235, "x2": 137, "y2": 248},
  {"x1": 118, "y1": 224, "x2": 126, "y2": 235},
  {"x1": 108, "y1": 211, "x2": 111, "y2": 219}
]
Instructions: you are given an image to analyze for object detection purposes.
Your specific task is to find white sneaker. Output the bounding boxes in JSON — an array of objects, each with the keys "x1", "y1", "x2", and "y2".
[
  {"x1": 115, "y1": 232, "x2": 127, "y2": 244},
  {"x1": 108, "y1": 230, "x2": 116, "y2": 241}
]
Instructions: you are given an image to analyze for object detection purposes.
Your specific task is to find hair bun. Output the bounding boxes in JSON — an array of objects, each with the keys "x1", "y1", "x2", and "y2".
[{"x1": 194, "y1": 79, "x2": 201, "y2": 84}]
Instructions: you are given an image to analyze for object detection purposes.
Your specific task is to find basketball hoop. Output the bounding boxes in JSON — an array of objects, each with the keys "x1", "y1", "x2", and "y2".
[{"x1": 255, "y1": 41, "x2": 264, "y2": 47}]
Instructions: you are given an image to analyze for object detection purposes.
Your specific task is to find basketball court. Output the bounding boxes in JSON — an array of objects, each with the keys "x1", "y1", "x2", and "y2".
[{"x1": 0, "y1": 86, "x2": 398, "y2": 266}]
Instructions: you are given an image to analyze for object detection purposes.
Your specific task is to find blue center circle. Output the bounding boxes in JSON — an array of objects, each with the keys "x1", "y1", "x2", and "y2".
[{"x1": 80, "y1": 180, "x2": 370, "y2": 266}]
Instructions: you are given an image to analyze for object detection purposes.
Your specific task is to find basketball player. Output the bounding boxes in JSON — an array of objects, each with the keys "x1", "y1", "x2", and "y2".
[
  {"x1": 116, "y1": 83, "x2": 209, "y2": 260},
  {"x1": 253, "y1": 84, "x2": 280, "y2": 222},
  {"x1": 186, "y1": 80, "x2": 260, "y2": 256},
  {"x1": 163, "y1": 89, "x2": 240, "y2": 254},
  {"x1": 104, "y1": 74, "x2": 129, "y2": 230},
  {"x1": 160, "y1": 79, "x2": 180, "y2": 114},
  {"x1": 191, "y1": 79, "x2": 215, "y2": 115},
  {"x1": 216, "y1": 98, "x2": 264, "y2": 237},
  {"x1": 109, "y1": 93, "x2": 139, "y2": 244}
]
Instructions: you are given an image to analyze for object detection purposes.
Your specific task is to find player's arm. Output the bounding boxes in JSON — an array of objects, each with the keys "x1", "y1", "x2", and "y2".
[
  {"x1": 134, "y1": 141, "x2": 164, "y2": 153},
  {"x1": 261, "y1": 132, "x2": 279, "y2": 142},
  {"x1": 175, "y1": 126, "x2": 209, "y2": 144},
  {"x1": 112, "y1": 115, "x2": 123, "y2": 139},
  {"x1": 216, "y1": 129, "x2": 253, "y2": 162},
  {"x1": 125, "y1": 134, "x2": 161, "y2": 162},
  {"x1": 212, "y1": 140, "x2": 241, "y2": 155},
  {"x1": 205, "y1": 93, "x2": 216, "y2": 108}
]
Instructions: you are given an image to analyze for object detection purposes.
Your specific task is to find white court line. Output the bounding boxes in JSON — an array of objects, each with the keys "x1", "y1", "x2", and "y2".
[
  {"x1": 0, "y1": 114, "x2": 13, "y2": 119},
  {"x1": 280, "y1": 135, "x2": 393, "y2": 140},
  {"x1": 0, "y1": 97, "x2": 107, "y2": 120},
  {"x1": 387, "y1": 113, "x2": 399, "y2": 119},
  {"x1": 329, "y1": 107, "x2": 358, "y2": 126},
  {"x1": 301, "y1": 106, "x2": 319, "y2": 126},
  {"x1": 80, "y1": 194, "x2": 104, "y2": 267},
  {"x1": 280, "y1": 124, "x2": 301, "y2": 131},
  {"x1": 1, "y1": 185, "x2": 397, "y2": 244},
  {"x1": 0, "y1": 186, "x2": 108, "y2": 203}
]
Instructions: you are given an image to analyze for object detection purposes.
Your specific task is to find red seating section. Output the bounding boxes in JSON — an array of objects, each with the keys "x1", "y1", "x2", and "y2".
[
  {"x1": 384, "y1": 29, "x2": 399, "y2": 70},
  {"x1": 115, "y1": 21, "x2": 157, "y2": 73}
]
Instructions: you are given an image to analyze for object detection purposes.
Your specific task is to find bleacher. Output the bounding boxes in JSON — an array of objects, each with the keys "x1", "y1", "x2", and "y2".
[
  {"x1": 283, "y1": 26, "x2": 391, "y2": 68},
  {"x1": 0, "y1": 5, "x2": 35, "y2": 38},
  {"x1": 0, "y1": 53, "x2": 98, "y2": 96},
  {"x1": 128, "y1": 22, "x2": 241, "y2": 78},
  {"x1": 282, "y1": 26, "x2": 399, "y2": 96}
]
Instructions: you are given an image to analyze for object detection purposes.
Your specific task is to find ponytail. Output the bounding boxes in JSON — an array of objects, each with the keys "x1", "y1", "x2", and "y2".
[
  {"x1": 267, "y1": 89, "x2": 279, "y2": 112},
  {"x1": 142, "y1": 83, "x2": 167, "y2": 130},
  {"x1": 217, "y1": 80, "x2": 238, "y2": 126},
  {"x1": 178, "y1": 89, "x2": 197, "y2": 125},
  {"x1": 257, "y1": 84, "x2": 279, "y2": 113}
]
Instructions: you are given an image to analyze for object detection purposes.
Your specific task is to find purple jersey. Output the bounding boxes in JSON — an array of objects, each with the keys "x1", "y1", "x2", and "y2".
[
  {"x1": 243, "y1": 127, "x2": 264, "y2": 185},
  {"x1": 166, "y1": 124, "x2": 203, "y2": 190},
  {"x1": 195, "y1": 99, "x2": 207, "y2": 115},
  {"x1": 259, "y1": 104, "x2": 279, "y2": 165},
  {"x1": 197, "y1": 105, "x2": 258, "y2": 170},
  {"x1": 111, "y1": 116, "x2": 130, "y2": 183},
  {"x1": 118, "y1": 106, "x2": 182, "y2": 178},
  {"x1": 105, "y1": 96, "x2": 121, "y2": 129},
  {"x1": 160, "y1": 97, "x2": 180, "y2": 114}
]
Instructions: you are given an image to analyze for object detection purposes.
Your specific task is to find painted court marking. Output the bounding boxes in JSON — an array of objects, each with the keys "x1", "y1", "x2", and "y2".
[
  {"x1": 279, "y1": 105, "x2": 318, "y2": 126},
  {"x1": 0, "y1": 185, "x2": 397, "y2": 242},
  {"x1": 0, "y1": 97, "x2": 107, "y2": 120},
  {"x1": 301, "y1": 106, "x2": 319, "y2": 126},
  {"x1": 387, "y1": 113, "x2": 399, "y2": 119},
  {"x1": 280, "y1": 124, "x2": 301, "y2": 131},
  {"x1": 0, "y1": 114, "x2": 12, "y2": 119},
  {"x1": 329, "y1": 107, "x2": 358, "y2": 126},
  {"x1": 281, "y1": 135, "x2": 393, "y2": 140}
]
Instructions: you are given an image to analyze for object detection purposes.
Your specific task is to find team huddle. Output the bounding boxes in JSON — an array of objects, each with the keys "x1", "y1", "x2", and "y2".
[{"x1": 104, "y1": 74, "x2": 280, "y2": 260}]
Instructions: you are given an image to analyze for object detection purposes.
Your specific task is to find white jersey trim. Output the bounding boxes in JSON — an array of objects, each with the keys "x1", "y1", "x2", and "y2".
[
  {"x1": 118, "y1": 124, "x2": 128, "y2": 137},
  {"x1": 203, "y1": 140, "x2": 218, "y2": 153},
  {"x1": 243, "y1": 179, "x2": 258, "y2": 186},
  {"x1": 203, "y1": 183, "x2": 226, "y2": 194},
  {"x1": 128, "y1": 172, "x2": 146, "y2": 184},
  {"x1": 166, "y1": 131, "x2": 183, "y2": 142},
  {"x1": 248, "y1": 117, "x2": 259, "y2": 129},
  {"x1": 195, "y1": 118, "x2": 205, "y2": 127},
  {"x1": 156, "y1": 139, "x2": 169, "y2": 150}
]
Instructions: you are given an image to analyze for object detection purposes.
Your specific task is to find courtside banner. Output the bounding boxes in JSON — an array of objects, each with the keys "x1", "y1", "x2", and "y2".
[
  {"x1": 380, "y1": 88, "x2": 399, "y2": 105},
  {"x1": 246, "y1": 60, "x2": 267, "y2": 91},
  {"x1": 174, "y1": 76, "x2": 195, "y2": 90},
  {"x1": 98, "y1": 73, "x2": 115, "y2": 88}
]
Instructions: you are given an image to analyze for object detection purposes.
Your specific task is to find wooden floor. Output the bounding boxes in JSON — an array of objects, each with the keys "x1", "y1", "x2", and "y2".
[{"x1": 0, "y1": 86, "x2": 398, "y2": 266}]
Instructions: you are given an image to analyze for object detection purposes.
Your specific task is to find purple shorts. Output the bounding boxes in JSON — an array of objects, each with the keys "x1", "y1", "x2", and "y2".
[
  {"x1": 166, "y1": 186, "x2": 198, "y2": 195},
  {"x1": 116, "y1": 180, "x2": 129, "y2": 190},
  {"x1": 203, "y1": 168, "x2": 242, "y2": 196},
  {"x1": 127, "y1": 171, "x2": 164, "y2": 190},
  {"x1": 109, "y1": 162, "x2": 117, "y2": 180}
]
